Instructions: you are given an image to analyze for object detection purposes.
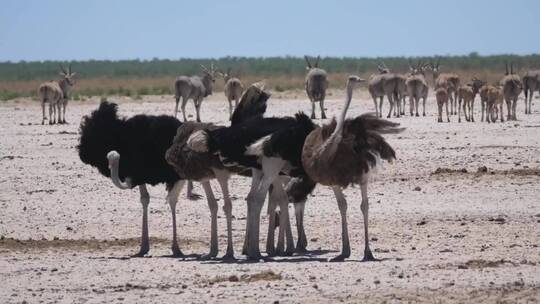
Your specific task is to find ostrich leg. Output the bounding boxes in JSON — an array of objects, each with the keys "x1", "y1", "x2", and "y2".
[
  {"x1": 133, "y1": 184, "x2": 150, "y2": 257},
  {"x1": 330, "y1": 187, "x2": 351, "y2": 261},
  {"x1": 167, "y1": 180, "x2": 185, "y2": 257},
  {"x1": 274, "y1": 180, "x2": 294, "y2": 256},
  {"x1": 243, "y1": 169, "x2": 262, "y2": 255},
  {"x1": 246, "y1": 158, "x2": 284, "y2": 260},
  {"x1": 360, "y1": 182, "x2": 376, "y2": 261},
  {"x1": 186, "y1": 181, "x2": 201, "y2": 200},
  {"x1": 214, "y1": 170, "x2": 235, "y2": 259},
  {"x1": 201, "y1": 181, "x2": 219, "y2": 259},
  {"x1": 266, "y1": 185, "x2": 278, "y2": 256},
  {"x1": 294, "y1": 201, "x2": 307, "y2": 253}
]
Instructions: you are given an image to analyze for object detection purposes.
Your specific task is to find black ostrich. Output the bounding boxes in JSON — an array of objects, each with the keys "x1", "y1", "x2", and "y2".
[
  {"x1": 78, "y1": 101, "x2": 196, "y2": 257},
  {"x1": 187, "y1": 89, "x2": 318, "y2": 259}
]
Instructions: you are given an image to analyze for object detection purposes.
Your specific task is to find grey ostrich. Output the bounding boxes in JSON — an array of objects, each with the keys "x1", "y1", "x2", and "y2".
[{"x1": 302, "y1": 75, "x2": 404, "y2": 261}]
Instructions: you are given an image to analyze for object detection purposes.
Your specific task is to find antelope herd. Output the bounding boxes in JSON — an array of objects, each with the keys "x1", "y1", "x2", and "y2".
[{"x1": 38, "y1": 57, "x2": 538, "y2": 126}]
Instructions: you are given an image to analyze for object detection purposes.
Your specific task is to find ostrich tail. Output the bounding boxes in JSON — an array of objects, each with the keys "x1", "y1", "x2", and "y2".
[
  {"x1": 294, "y1": 112, "x2": 317, "y2": 132},
  {"x1": 347, "y1": 113, "x2": 404, "y2": 163},
  {"x1": 353, "y1": 113, "x2": 405, "y2": 134},
  {"x1": 231, "y1": 84, "x2": 271, "y2": 125}
]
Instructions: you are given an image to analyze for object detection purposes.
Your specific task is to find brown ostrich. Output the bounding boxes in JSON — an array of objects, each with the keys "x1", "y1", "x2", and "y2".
[{"x1": 302, "y1": 75, "x2": 403, "y2": 261}]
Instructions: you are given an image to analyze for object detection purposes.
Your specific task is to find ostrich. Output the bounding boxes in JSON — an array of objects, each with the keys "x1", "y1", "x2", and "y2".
[
  {"x1": 164, "y1": 84, "x2": 290, "y2": 259},
  {"x1": 77, "y1": 102, "x2": 197, "y2": 257},
  {"x1": 302, "y1": 75, "x2": 403, "y2": 261},
  {"x1": 187, "y1": 91, "x2": 318, "y2": 259}
]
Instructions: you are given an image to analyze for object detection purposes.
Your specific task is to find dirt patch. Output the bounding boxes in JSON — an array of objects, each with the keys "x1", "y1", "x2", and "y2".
[
  {"x1": 459, "y1": 259, "x2": 516, "y2": 269},
  {"x1": 208, "y1": 270, "x2": 283, "y2": 284},
  {"x1": 0, "y1": 237, "x2": 205, "y2": 252}
]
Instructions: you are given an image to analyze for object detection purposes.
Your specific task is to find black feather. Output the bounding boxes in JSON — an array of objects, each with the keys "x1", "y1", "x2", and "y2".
[
  {"x1": 230, "y1": 85, "x2": 270, "y2": 125},
  {"x1": 77, "y1": 101, "x2": 181, "y2": 188}
]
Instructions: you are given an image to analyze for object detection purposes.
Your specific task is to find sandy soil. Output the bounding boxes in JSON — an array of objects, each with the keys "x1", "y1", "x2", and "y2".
[{"x1": 1, "y1": 92, "x2": 539, "y2": 303}]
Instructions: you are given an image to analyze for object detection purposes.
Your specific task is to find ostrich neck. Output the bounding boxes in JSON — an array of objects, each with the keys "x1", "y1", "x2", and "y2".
[
  {"x1": 331, "y1": 82, "x2": 354, "y2": 139},
  {"x1": 315, "y1": 81, "x2": 354, "y2": 159}
]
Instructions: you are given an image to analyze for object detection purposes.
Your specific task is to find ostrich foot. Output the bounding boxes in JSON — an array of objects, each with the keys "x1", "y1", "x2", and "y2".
[
  {"x1": 131, "y1": 248, "x2": 149, "y2": 258},
  {"x1": 329, "y1": 253, "x2": 350, "y2": 262},
  {"x1": 222, "y1": 251, "x2": 236, "y2": 261},
  {"x1": 295, "y1": 242, "x2": 307, "y2": 254},
  {"x1": 171, "y1": 244, "x2": 184, "y2": 258},
  {"x1": 362, "y1": 248, "x2": 377, "y2": 262},
  {"x1": 200, "y1": 251, "x2": 218, "y2": 260},
  {"x1": 266, "y1": 246, "x2": 276, "y2": 257}
]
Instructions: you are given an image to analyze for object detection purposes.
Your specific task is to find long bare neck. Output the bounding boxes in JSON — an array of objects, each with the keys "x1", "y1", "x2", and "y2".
[
  {"x1": 331, "y1": 80, "x2": 354, "y2": 139},
  {"x1": 314, "y1": 80, "x2": 355, "y2": 159}
]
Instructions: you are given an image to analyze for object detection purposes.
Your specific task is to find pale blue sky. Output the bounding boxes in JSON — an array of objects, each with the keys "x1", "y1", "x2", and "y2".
[{"x1": 1, "y1": 0, "x2": 539, "y2": 62}]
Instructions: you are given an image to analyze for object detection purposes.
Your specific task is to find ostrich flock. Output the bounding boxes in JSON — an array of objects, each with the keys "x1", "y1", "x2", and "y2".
[{"x1": 38, "y1": 56, "x2": 539, "y2": 261}]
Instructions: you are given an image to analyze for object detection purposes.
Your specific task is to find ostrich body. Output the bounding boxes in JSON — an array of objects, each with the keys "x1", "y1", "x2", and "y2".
[
  {"x1": 302, "y1": 75, "x2": 403, "y2": 261},
  {"x1": 164, "y1": 84, "x2": 273, "y2": 259},
  {"x1": 78, "y1": 102, "x2": 196, "y2": 257},
  {"x1": 187, "y1": 94, "x2": 317, "y2": 259}
]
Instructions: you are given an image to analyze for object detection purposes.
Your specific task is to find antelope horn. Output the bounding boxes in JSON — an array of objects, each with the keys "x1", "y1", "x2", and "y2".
[
  {"x1": 304, "y1": 55, "x2": 312, "y2": 68},
  {"x1": 436, "y1": 57, "x2": 440, "y2": 67},
  {"x1": 315, "y1": 55, "x2": 320, "y2": 68},
  {"x1": 59, "y1": 64, "x2": 67, "y2": 74},
  {"x1": 68, "y1": 63, "x2": 72, "y2": 74},
  {"x1": 505, "y1": 62, "x2": 509, "y2": 75},
  {"x1": 200, "y1": 64, "x2": 209, "y2": 73},
  {"x1": 510, "y1": 63, "x2": 514, "y2": 74}
]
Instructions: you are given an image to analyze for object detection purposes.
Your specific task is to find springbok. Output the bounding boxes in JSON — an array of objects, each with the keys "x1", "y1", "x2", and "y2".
[
  {"x1": 522, "y1": 69, "x2": 540, "y2": 114},
  {"x1": 429, "y1": 58, "x2": 460, "y2": 115},
  {"x1": 38, "y1": 64, "x2": 76, "y2": 125},
  {"x1": 304, "y1": 55, "x2": 329, "y2": 119},
  {"x1": 368, "y1": 62, "x2": 400, "y2": 118},
  {"x1": 457, "y1": 77, "x2": 485, "y2": 122},
  {"x1": 405, "y1": 61, "x2": 429, "y2": 117},
  {"x1": 487, "y1": 85, "x2": 505, "y2": 123},
  {"x1": 174, "y1": 64, "x2": 216, "y2": 122},
  {"x1": 218, "y1": 68, "x2": 244, "y2": 120},
  {"x1": 501, "y1": 63, "x2": 522, "y2": 121}
]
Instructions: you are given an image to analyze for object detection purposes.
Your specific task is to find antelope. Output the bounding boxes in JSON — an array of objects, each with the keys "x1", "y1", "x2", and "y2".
[
  {"x1": 486, "y1": 85, "x2": 505, "y2": 123},
  {"x1": 367, "y1": 62, "x2": 400, "y2": 118},
  {"x1": 396, "y1": 73, "x2": 408, "y2": 116},
  {"x1": 429, "y1": 58, "x2": 460, "y2": 115},
  {"x1": 304, "y1": 55, "x2": 329, "y2": 119},
  {"x1": 457, "y1": 77, "x2": 485, "y2": 122},
  {"x1": 405, "y1": 61, "x2": 429, "y2": 117},
  {"x1": 38, "y1": 64, "x2": 76, "y2": 125},
  {"x1": 522, "y1": 69, "x2": 539, "y2": 114},
  {"x1": 218, "y1": 68, "x2": 244, "y2": 120},
  {"x1": 435, "y1": 86, "x2": 450, "y2": 123},
  {"x1": 174, "y1": 64, "x2": 216, "y2": 122},
  {"x1": 501, "y1": 63, "x2": 522, "y2": 121}
]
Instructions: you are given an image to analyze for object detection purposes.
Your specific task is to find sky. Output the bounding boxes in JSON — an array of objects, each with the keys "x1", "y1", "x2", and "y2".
[{"x1": 1, "y1": 0, "x2": 539, "y2": 62}]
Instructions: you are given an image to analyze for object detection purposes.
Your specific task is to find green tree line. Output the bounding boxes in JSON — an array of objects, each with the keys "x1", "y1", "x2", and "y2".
[{"x1": 1, "y1": 53, "x2": 539, "y2": 81}]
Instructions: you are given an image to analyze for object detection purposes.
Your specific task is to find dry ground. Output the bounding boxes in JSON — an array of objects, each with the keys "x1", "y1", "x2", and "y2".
[{"x1": 1, "y1": 91, "x2": 539, "y2": 303}]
